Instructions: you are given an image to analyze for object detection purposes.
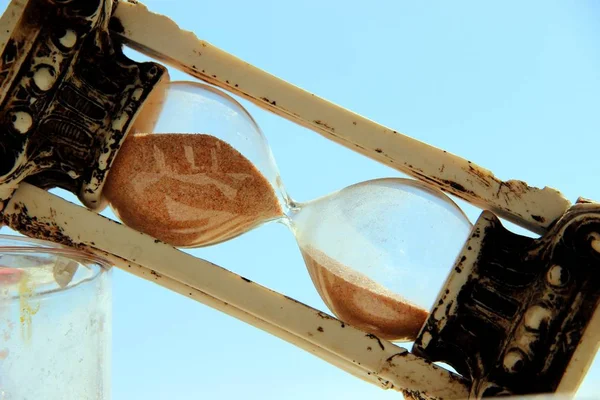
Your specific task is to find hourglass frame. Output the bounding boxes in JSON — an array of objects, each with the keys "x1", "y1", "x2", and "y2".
[{"x1": 0, "y1": 0, "x2": 598, "y2": 399}]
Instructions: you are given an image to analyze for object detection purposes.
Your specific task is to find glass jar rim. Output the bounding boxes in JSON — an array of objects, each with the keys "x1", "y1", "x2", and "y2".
[{"x1": 0, "y1": 234, "x2": 111, "y2": 271}]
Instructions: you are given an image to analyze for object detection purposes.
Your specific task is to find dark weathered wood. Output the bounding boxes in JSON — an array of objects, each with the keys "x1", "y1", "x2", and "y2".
[
  {"x1": 414, "y1": 206, "x2": 600, "y2": 397},
  {"x1": 0, "y1": 0, "x2": 166, "y2": 211}
]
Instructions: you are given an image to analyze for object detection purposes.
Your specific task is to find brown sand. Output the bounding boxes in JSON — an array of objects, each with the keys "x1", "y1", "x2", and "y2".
[
  {"x1": 104, "y1": 133, "x2": 283, "y2": 247},
  {"x1": 300, "y1": 245, "x2": 429, "y2": 341},
  {"x1": 105, "y1": 133, "x2": 426, "y2": 339}
]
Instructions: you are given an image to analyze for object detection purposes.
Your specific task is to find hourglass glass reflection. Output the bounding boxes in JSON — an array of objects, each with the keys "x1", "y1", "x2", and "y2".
[{"x1": 103, "y1": 81, "x2": 472, "y2": 341}]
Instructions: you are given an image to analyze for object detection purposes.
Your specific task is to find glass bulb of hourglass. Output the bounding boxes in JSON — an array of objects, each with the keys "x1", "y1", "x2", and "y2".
[
  {"x1": 291, "y1": 179, "x2": 472, "y2": 341},
  {"x1": 103, "y1": 80, "x2": 472, "y2": 342},
  {"x1": 103, "y1": 81, "x2": 287, "y2": 247}
]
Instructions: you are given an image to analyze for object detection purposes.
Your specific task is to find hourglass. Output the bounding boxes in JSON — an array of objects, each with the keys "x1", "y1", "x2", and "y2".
[
  {"x1": 1, "y1": 0, "x2": 600, "y2": 397},
  {"x1": 103, "y1": 80, "x2": 473, "y2": 342}
]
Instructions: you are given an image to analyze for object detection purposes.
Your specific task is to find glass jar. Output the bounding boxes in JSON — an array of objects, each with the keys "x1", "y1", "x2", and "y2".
[{"x1": 0, "y1": 235, "x2": 111, "y2": 399}]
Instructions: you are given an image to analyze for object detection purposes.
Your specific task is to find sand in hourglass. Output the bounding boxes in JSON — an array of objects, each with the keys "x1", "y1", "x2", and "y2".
[
  {"x1": 104, "y1": 133, "x2": 283, "y2": 247},
  {"x1": 106, "y1": 133, "x2": 429, "y2": 340},
  {"x1": 301, "y1": 245, "x2": 429, "y2": 341}
]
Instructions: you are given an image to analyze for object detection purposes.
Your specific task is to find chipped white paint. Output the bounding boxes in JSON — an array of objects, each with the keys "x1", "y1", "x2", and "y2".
[
  {"x1": 114, "y1": 0, "x2": 571, "y2": 235},
  {"x1": 11, "y1": 110, "x2": 32, "y2": 134},
  {"x1": 546, "y1": 265, "x2": 567, "y2": 287},
  {"x1": 131, "y1": 87, "x2": 144, "y2": 101},
  {"x1": 420, "y1": 331, "x2": 433, "y2": 348},
  {"x1": 33, "y1": 66, "x2": 55, "y2": 91},
  {"x1": 523, "y1": 305, "x2": 551, "y2": 331},
  {"x1": 111, "y1": 111, "x2": 130, "y2": 132},
  {"x1": 503, "y1": 350, "x2": 525, "y2": 373},
  {"x1": 58, "y1": 29, "x2": 77, "y2": 48},
  {"x1": 5, "y1": 183, "x2": 470, "y2": 399},
  {"x1": 97, "y1": 148, "x2": 111, "y2": 170}
]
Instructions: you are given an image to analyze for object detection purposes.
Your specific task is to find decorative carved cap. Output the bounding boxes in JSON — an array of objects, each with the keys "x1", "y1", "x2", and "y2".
[
  {"x1": 0, "y1": 0, "x2": 168, "y2": 209},
  {"x1": 414, "y1": 205, "x2": 600, "y2": 397}
]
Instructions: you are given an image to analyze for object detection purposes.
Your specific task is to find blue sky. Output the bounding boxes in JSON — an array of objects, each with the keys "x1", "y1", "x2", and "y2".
[{"x1": 2, "y1": 0, "x2": 600, "y2": 398}]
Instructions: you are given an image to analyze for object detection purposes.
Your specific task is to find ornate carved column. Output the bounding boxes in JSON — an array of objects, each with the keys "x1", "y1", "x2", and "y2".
[
  {"x1": 0, "y1": 0, "x2": 167, "y2": 211},
  {"x1": 414, "y1": 204, "x2": 600, "y2": 397}
]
